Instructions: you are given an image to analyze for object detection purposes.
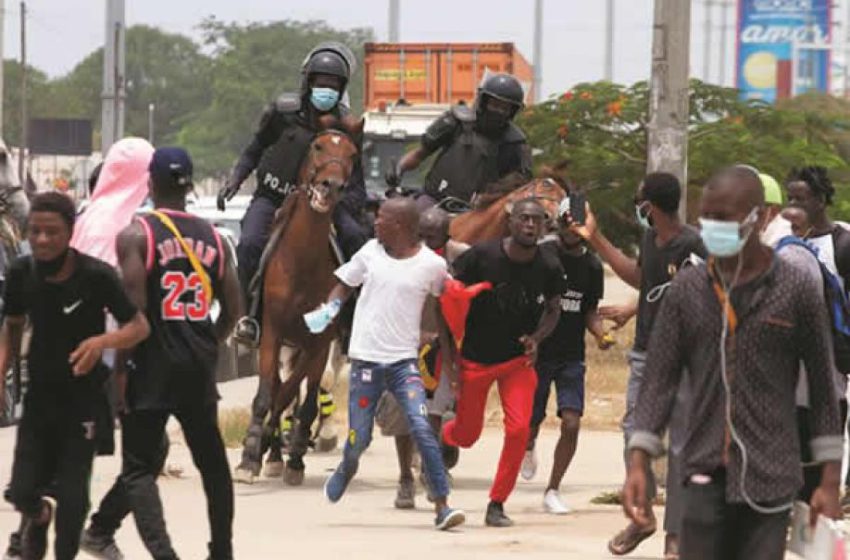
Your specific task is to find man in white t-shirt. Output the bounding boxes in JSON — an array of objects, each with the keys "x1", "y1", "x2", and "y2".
[{"x1": 306, "y1": 197, "x2": 465, "y2": 531}]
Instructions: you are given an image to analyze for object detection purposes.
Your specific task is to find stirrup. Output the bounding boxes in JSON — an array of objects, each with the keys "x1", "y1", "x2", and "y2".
[{"x1": 233, "y1": 317, "x2": 260, "y2": 348}]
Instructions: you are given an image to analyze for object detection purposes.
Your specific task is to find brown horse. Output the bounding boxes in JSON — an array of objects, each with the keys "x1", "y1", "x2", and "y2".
[
  {"x1": 235, "y1": 122, "x2": 362, "y2": 485},
  {"x1": 449, "y1": 176, "x2": 568, "y2": 244}
]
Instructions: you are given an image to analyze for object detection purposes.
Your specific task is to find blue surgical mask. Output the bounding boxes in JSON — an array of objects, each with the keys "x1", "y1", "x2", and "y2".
[
  {"x1": 699, "y1": 209, "x2": 758, "y2": 257},
  {"x1": 310, "y1": 87, "x2": 340, "y2": 112},
  {"x1": 635, "y1": 202, "x2": 652, "y2": 229}
]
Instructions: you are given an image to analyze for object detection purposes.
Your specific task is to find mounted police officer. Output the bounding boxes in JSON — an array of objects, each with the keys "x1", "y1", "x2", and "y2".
[
  {"x1": 217, "y1": 42, "x2": 368, "y2": 346},
  {"x1": 385, "y1": 72, "x2": 532, "y2": 211}
]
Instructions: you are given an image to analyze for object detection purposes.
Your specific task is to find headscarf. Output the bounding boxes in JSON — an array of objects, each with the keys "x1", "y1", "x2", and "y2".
[{"x1": 71, "y1": 137, "x2": 154, "y2": 267}]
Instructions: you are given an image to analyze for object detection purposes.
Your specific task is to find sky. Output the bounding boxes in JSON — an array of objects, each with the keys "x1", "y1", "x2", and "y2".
[{"x1": 2, "y1": 0, "x2": 744, "y2": 99}]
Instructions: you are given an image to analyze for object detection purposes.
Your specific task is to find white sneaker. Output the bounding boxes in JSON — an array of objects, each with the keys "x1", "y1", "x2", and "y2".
[
  {"x1": 543, "y1": 489, "x2": 571, "y2": 515},
  {"x1": 520, "y1": 450, "x2": 537, "y2": 481}
]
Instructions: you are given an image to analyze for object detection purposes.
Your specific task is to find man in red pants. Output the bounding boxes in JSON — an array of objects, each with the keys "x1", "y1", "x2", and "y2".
[{"x1": 443, "y1": 198, "x2": 565, "y2": 527}]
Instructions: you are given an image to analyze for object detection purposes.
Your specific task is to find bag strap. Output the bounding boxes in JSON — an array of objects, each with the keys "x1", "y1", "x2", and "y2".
[{"x1": 150, "y1": 210, "x2": 213, "y2": 303}]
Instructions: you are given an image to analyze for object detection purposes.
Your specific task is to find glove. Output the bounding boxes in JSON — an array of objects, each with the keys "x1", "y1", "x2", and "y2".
[
  {"x1": 217, "y1": 183, "x2": 240, "y2": 211},
  {"x1": 303, "y1": 299, "x2": 342, "y2": 334},
  {"x1": 384, "y1": 165, "x2": 403, "y2": 189}
]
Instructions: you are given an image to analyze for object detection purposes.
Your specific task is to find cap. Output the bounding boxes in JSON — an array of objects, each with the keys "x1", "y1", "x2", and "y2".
[
  {"x1": 149, "y1": 147, "x2": 193, "y2": 188},
  {"x1": 759, "y1": 173, "x2": 783, "y2": 206}
]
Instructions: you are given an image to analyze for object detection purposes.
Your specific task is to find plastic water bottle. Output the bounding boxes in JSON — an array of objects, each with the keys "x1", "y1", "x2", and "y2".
[{"x1": 303, "y1": 299, "x2": 342, "y2": 334}]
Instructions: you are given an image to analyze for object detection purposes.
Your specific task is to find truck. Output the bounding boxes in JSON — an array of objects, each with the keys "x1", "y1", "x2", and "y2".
[{"x1": 361, "y1": 42, "x2": 534, "y2": 195}]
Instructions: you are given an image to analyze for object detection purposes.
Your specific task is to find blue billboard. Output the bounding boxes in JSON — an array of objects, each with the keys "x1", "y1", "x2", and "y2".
[{"x1": 736, "y1": 0, "x2": 831, "y2": 103}]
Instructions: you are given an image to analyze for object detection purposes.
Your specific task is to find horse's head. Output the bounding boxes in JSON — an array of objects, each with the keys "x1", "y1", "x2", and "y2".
[
  {"x1": 0, "y1": 139, "x2": 21, "y2": 193},
  {"x1": 504, "y1": 178, "x2": 567, "y2": 232},
  {"x1": 301, "y1": 124, "x2": 361, "y2": 214}
]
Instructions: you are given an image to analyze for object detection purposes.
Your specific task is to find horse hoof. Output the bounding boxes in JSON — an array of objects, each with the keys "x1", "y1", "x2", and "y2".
[
  {"x1": 316, "y1": 434, "x2": 338, "y2": 453},
  {"x1": 234, "y1": 467, "x2": 256, "y2": 485},
  {"x1": 263, "y1": 461, "x2": 285, "y2": 478},
  {"x1": 284, "y1": 466, "x2": 305, "y2": 486}
]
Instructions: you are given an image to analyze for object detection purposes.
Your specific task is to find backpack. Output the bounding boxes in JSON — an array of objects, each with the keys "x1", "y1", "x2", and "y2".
[{"x1": 776, "y1": 235, "x2": 850, "y2": 372}]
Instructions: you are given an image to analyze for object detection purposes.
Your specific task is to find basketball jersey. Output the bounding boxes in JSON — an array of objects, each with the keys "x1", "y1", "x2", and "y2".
[{"x1": 128, "y1": 209, "x2": 224, "y2": 410}]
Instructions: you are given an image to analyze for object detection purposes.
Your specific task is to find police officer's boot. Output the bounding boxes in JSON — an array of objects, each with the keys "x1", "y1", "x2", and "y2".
[{"x1": 233, "y1": 292, "x2": 261, "y2": 348}]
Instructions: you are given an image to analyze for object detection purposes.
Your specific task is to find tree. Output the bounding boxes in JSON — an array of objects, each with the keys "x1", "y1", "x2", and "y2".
[
  {"x1": 46, "y1": 25, "x2": 212, "y2": 147},
  {"x1": 2, "y1": 60, "x2": 52, "y2": 147},
  {"x1": 519, "y1": 80, "x2": 848, "y2": 250},
  {"x1": 177, "y1": 18, "x2": 373, "y2": 175}
]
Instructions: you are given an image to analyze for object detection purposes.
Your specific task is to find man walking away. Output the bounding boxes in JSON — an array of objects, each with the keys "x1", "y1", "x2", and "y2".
[
  {"x1": 443, "y1": 198, "x2": 565, "y2": 527},
  {"x1": 521, "y1": 196, "x2": 613, "y2": 514},
  {"x1": 4, "y1": 192, "x2": 149, "y2": 560},
  {"x1": 104, "y1": 148, "x2": 242, "y2": 560},
  {"x1": 624, "y1": 166, "x2": 842, "y2": 559},
  {"x1": 313, "y1": 197, "x2": 465, "y2": 530}
]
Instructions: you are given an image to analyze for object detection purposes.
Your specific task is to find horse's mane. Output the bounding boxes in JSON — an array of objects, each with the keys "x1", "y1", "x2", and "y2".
[{"x1": 474, "y1": 160, "x2": 573, "y2": 209}]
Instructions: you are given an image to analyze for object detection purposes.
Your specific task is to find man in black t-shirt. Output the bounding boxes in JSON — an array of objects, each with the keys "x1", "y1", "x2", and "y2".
[
  {"x1": 443, "y1": 199, "x2": 565, "y2": 527},
  {"x1": 577, "y1": 173, "x2": 706, "y2": 557},
  {"x1": 2, "y1": 192, "x2": 149, "y2": 560},
  {"x1": 520, "y1": 199, "x2": 612, "y2": 515}
]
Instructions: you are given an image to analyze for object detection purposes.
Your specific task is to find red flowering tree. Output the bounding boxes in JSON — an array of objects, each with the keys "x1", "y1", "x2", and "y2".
[{"x1": 518, "y1": 80, "x2": 847, "y2": 250}]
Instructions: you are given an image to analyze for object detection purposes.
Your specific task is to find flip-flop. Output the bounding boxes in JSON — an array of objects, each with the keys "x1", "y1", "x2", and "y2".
[{"x1": 607, "y1": 522, "x2": 657, "y2": 556}]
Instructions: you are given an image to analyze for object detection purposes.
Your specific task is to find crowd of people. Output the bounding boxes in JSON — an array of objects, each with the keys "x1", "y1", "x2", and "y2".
[{"x1": 0, "y1": 38, "x2": 849, "y2": 560}]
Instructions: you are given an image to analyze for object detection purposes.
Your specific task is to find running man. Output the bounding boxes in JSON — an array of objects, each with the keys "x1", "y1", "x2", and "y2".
[
  {"x1": 311, "y1": 197, "x2": 465, "y2": 530},
  {"x1": 97, "y1": 147, "x2": 242, "y2": 560},
  {"x1": 3, "y1": 192, "x2": 149, "y2": 560},
  {"x1": 521, "y1": 196, "x2": 613, "y2": 514},
  {"x1": 375, "y1": 207, "x2": 469, "y2": 509},
  {"x1": 443, "y1": 198, "x2": 565, "y2": 527}
]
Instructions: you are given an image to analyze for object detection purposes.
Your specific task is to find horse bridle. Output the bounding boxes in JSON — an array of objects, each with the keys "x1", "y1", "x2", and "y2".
[{"x1": 301, "y1": 133, "x2": 356, "y2": 199}]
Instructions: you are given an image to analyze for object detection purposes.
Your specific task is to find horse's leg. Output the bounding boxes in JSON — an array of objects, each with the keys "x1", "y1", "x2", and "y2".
[
  {"x1": 235, "y1": 331, "x2": 281, "y2": 484},
  {"x1": 262, "y1": 348, "x2": 291, "y2": 478},
  {"x1": 315, "y1": 341, "x2": 345, "y2": 453},
  {"x1": 284, "y1": 344, "x2": 331, "y2": 486}
]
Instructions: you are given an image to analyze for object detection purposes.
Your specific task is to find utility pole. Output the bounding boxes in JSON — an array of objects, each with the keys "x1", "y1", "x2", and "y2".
[
  {"x1": 845, "y1": 0, "x2": 850, "y2": 96},
  {"x1": 718, "y1": 0, "x2": 729, "y2": 86},
  {"x1": 18, "y1": 1, "x2": 26, "y2": 189},
  {"x1": 703, "y1": 0, "x2": 713, "y2": 82},
  {"x1": 101, "y1": 0, "x2": 126, "y2": 155},
  {"x1": 647, "y1": 0, "x2": 691, "y2": 222},
  {"x1": 604, "y1": 0, "x2": 614, "y2": 81},
  {"x1": 0, "y1": 0, "x2": 6, "y2": 139},
  {"x1": 388, "y1": 0, "x2": 400, "y2": 42},
  {"x1": 148, "y1": 103, "x2": 155, "y2": 144},
  {"x1": 533, "y1": 0, "x2": 543, "y2": 102}
]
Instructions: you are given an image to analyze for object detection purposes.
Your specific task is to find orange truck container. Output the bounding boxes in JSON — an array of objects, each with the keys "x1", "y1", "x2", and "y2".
[{"x1": 363, "y1": 42, "x2": 535, "y2": 110}]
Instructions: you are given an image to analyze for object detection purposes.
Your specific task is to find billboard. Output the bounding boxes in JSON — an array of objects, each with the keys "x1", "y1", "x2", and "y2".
[
  {"x1": 28, "y1": 118, "x2": 93, "y2": 156},
  {"x1": 736, "y1": 0, "x2": 831, "y2": 103}
]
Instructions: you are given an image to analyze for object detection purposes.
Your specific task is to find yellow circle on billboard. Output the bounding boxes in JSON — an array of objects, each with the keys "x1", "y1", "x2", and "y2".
[{"x1": 743, "y1": 51, "x2": 778, "y2": 89}]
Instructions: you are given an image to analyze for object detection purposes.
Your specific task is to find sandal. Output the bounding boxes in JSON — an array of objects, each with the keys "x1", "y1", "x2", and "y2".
[{"x1": 607, "y1": 522, "x2": 657, "y2": 556}]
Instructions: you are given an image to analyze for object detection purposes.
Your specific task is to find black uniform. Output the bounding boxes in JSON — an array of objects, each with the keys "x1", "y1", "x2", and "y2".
[
  {"x1": 117, "y1": 210, "x2": 233, "y2": 560},
  {"x1": 5, "y1": 251, "x2": 137, "y2": 560},
  {"x1": 419, "y1": 105, "x2": 532, "y2": 204},
  {"x1": 234, "y1": 95, "x2": 368, "y2": 297}
]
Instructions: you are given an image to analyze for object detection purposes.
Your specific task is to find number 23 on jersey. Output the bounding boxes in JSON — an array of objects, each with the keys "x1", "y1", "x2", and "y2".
[{"x1": 161, "y1": 271, "x2": 209, "y2": 321}]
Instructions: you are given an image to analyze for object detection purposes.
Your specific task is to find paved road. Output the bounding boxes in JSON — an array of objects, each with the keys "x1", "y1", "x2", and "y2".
[{"x1": 0, "y1": 413, "x2": 667, "y2": 559}]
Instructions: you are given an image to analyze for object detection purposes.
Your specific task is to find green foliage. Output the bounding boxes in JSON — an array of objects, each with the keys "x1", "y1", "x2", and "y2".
[
  {"x1": 177, "y1": 18, "x2": 373, "y2": 175},
  {"x1": 3, "y1": 19, "x2": 372, "y2": 176},
  {"x1": 519, "y1": 80, "x2": 849, "y2": 250}
]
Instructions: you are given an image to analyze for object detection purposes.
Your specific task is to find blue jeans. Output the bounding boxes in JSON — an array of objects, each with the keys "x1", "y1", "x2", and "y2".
[{"x1": 342, "y1": 359, "x2": 450, "y2": 499}]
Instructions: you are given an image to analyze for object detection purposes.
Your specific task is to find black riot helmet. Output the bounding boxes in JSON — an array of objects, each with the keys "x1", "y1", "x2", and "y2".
[
  {"x1": 301, "y1": 45, "x2": 352, "y2": 96},
  {"x1": 475, "y1": 73, "x2": 525, "y2": 134}
]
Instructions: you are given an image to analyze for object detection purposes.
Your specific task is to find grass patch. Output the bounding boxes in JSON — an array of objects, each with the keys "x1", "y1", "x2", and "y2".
[
  {"x1": 219, "y1": 407, "x2": 251, "y2": 448},
  {"x1": 590, "y1": 489, "x2": 666, "y2": 506}
]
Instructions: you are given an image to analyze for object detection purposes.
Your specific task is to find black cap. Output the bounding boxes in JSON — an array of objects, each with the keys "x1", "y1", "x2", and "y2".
[{"x1": 149, "y1": 147, "x2": 193, "y2": 189}]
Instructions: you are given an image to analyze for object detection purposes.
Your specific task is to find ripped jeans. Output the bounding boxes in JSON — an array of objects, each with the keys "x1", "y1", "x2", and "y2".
[{"x1": 340, "y1": 359, "x2": 450, "y2": 499}]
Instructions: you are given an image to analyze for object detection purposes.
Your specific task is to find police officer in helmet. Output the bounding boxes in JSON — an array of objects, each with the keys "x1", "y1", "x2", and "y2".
[
  {"x1": 218, "y1": 42, "x2": 368, "y2": 346},
  {"x1": 386, "y1": 72, "x2": 532, "y2": 211}
]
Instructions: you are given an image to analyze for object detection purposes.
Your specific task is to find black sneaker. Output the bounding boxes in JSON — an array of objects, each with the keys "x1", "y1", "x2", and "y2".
[
  {"x1": 3, "y1": 530, "x2": 22, "y2": 560},
  {"x1": 80, "y1": 526, "x2": 124, "y2": 560},
  {"x1": 21, "y1": 500, "x2": 52, "y2": 560},
  {"x1": 233, "y1": 317, "x2": 260, "y2": 348},
  {"x1": 485, "y1": 501, "x2": 514, "y2": 528}
]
